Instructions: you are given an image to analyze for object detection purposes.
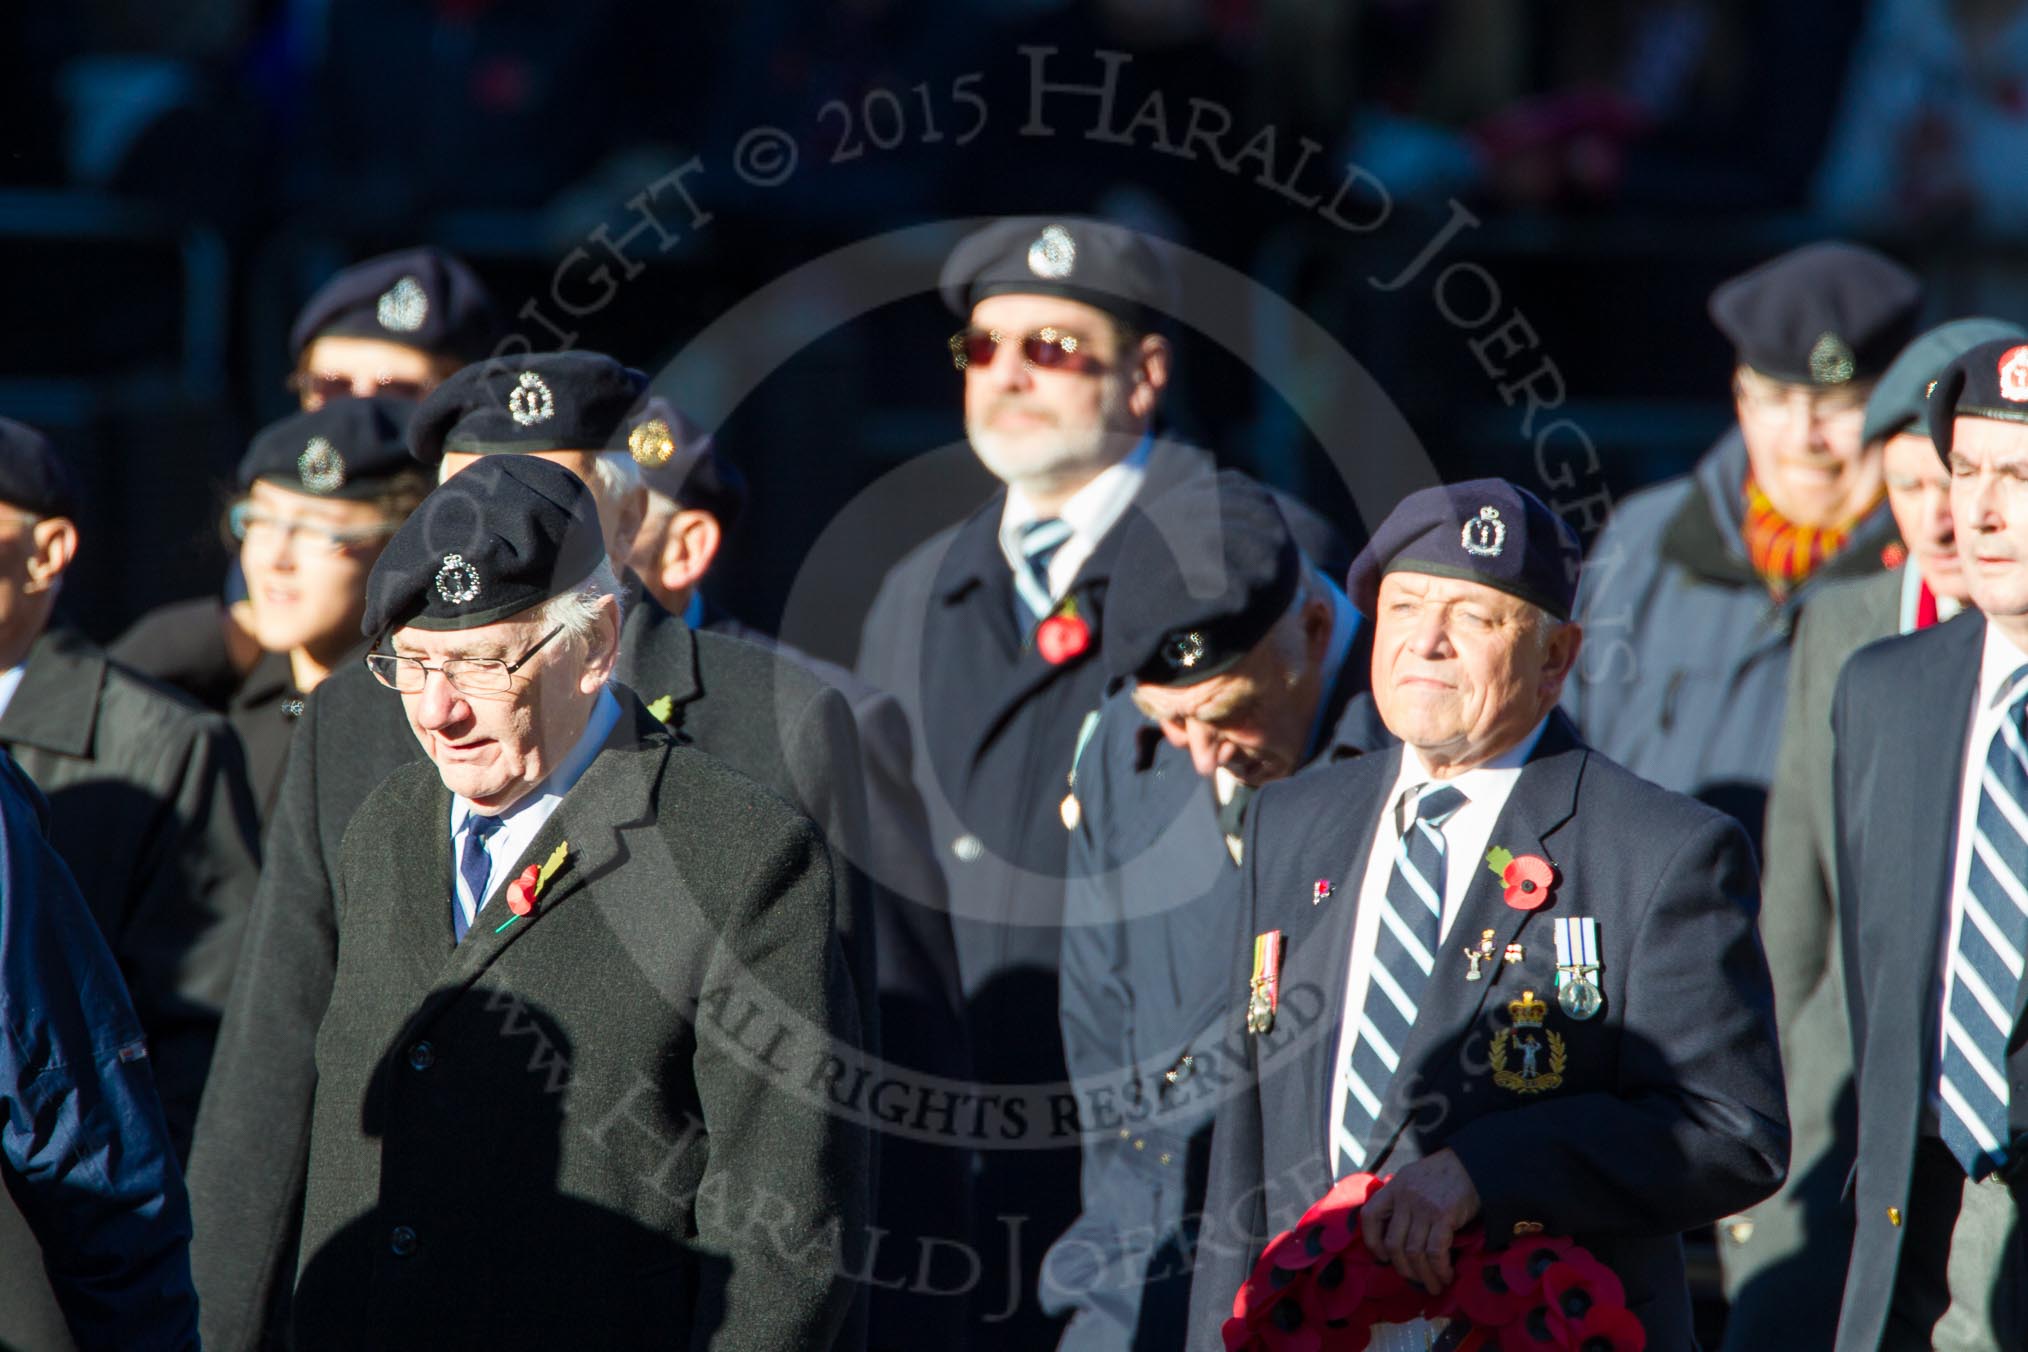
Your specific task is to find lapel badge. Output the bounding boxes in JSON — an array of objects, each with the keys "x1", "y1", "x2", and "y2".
[
  {"x1": 645, "y1": 693, "x2": 675, "y2": 723},
  {"x1": 1312, "y1": 878, "x2": 1333, "y2": 905},
  {"x1": 1035, "y1": 597, "x2": 1091, "y2": 665},
  {"x1": 1490, "y1": 989, "x2": 1565, "y2": 1094},
  {"x1": 1503, "y1": 941, "x2": 1525, "y2": 965},
  {"x1": 1246, "y1": 930, "x2": 1285, "y2": 1035},
  {"x1": 1554, "y1": 916, "x2": 1604, "y2": 1021},
  {"x1": 1462, "y1": 928, "x2": 1496, "y2": 980}
]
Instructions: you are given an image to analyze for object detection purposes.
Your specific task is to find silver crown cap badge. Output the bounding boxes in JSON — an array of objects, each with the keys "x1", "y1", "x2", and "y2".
[
  {"x1": 1461, "y1": 506, "x2": 1507, "y2": 558},
  {"x1": 435, "y1": 553, "x2": 482, "y2": 604},
  {"x1": 298, "y1": 437, "x2": 347, "y2": 494},
  {"x1": 1027, "y1": 224, "x2": 1077, "y2": 280},
  {"x1": 376, "y1": 276, "x2": 429, "y2": 333},
  {"x1": 507, "y1": 371, "x2": 555, "y2": 427}
]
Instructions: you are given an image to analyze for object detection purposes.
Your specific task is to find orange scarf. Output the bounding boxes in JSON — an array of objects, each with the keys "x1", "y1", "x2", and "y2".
[{"x1": 1741, "y1": 474, "x2": 1872, "y2": 595}]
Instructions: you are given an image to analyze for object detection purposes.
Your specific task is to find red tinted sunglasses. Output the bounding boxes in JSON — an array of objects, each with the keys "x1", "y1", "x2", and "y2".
[
  {"x1": 289, "y1": 372, "x2": 436, "y2": 405},
  {"x1": 947, "y1": 326, "x2": 1107, "y2": 375}
]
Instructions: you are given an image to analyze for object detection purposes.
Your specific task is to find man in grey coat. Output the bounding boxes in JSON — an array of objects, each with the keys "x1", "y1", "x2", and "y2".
[
  {"x1": 1562, "y1": 242, "x2": 1919, "y2": 853},
  {"x1": 1720, "y1": 316, "x2": 2022, "y2": 1347},
  {"x1": 291, "y1": 452, "x2": 866, "y2": 1348}
]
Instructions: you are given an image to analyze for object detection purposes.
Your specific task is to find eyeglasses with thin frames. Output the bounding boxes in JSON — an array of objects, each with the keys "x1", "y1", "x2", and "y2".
[
  {"x1": 365, "y1": 625, "x2": 566, "y2": 695},
  {"x1": 948, "y1": 326, "x2": 1108, "y2": 376},
  {"x1": 229, "y1": 502, "x2": 399, "y2": 556}
]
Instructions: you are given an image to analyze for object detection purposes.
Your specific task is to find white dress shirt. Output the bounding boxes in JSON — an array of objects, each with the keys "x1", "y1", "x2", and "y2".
[
  {"x1": 1328, "y1": 717, "x2": 1550, "y2": 1163},
  {"x1": 996, "y1": 432, "x2": 1152, "y2": 607},
  {"x1": 1898, "y1": 561, "x2": 1965, "y2": 632},
  {"x1": 0, "y1": 664, "x2": 27, "y2": 723},
  {"x1": 1935, "y1": 622, "x2": 2028, "y2": 1119},
  {"x1": 450, "y1": 686, "x2": 621, "y2": 940}
]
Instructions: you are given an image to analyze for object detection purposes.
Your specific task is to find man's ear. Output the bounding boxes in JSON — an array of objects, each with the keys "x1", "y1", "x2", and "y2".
[
  {"x1": 23, "y1": 517, "x2": 78, "y2": 595},
  {"x1": 1541, "y1": 620, "x2": 1584, "y2": 700},
  {"x1": 658, "y1": 509, "x2": 722, "y2": 595},
  {"x1": 579, "y1": 595, "x2": 624, "y2": 694},
  {"x1": 1127, "y1": 334, "x2": 1172, "y2": 422}
]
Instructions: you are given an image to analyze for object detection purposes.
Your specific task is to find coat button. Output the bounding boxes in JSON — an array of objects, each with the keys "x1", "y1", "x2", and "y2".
[
  {"x1": 952, "y1": 834, "x2": 983, "y2": 863},
  {"x1": 389, "y1": 1225, "x2": 418, "y2": 1257},
  {"x1": 408, "y1": 1041, "x2": 435, "y2": 1071},
  {"x1": 1888, "y1": 1207, "x2": 1902, "y2": 1227}
]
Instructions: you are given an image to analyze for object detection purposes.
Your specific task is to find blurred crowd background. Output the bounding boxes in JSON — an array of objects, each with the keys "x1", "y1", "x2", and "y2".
[{"x1": 7, "y1": 0, "x2": 2025, "y2": 664}]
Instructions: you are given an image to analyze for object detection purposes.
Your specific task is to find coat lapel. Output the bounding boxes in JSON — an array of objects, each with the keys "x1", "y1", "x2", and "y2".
[
  {"x1": 616, "y1": 584, "x2": 702, "y2": 733},
  {"x1": 0, "y1": 629, "x2": 105, "y2": 759},
  {"x1": 1362, "y1": 715, "x2": 1585, "y2": 1168},
  {"x1": 364, "y1": 766, "x2": 461, "y2": 998}
]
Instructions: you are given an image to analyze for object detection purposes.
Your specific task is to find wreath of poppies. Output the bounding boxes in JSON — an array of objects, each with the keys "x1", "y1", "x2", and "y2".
[{"x1": 1223, "y1": 1173, "x2": 1644, "y2": 1352}]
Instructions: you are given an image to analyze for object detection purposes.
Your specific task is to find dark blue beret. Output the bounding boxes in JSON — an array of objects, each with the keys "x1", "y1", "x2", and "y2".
[
  {"x1": 1348, "y1": 478, "x2": 1581, "y2": 621},
  {"x1": 238, "y1": 397, "x2": 422, "y2": 500},
  {"x1": 1927, "y1": 336, "x2": 2028, "y2": 464},
  {"x1": 361, "y1": 455, "x2": 607, "y2": 637},
  {"x1": 0, "y1": 418, "x2": 81, "y2": 520},
  {"x1": 940, "y1": 217, "x2": 1175, "y2": 325},
  {"x1": 627, "y1": 397, "x2": 747, "y2": 532},
  {"x1": 407, "y1": 351, "x2": 649, "y2": 467},
  {"x1": 1104, "y1": 471, "x2": 1301, "y2": 689},
  {"x1": 1862, "y1": 318, "x2": 2028, "y2": 447},
  {"x1": 290, "y1": 246, "x2": 499, "y2": 363},
  {"x1": 1708, "y1": 241, "x2": 1921, "y2": 387}
]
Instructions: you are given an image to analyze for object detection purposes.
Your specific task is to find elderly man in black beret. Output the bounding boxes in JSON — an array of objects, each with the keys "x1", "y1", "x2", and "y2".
[
  {"x1": 279, "y1": 453, "x2": 865, "y2": 1348},
  {"x1": 1721, "y1": 316, "x2": 2024, "y2": 1347},
  {"x1": 0, "y1": 419, "x2": 261, "y2": 1350},
  {"x1": 1187, "y1": 478, "x2": 1788, "y2": 1352},
  {"x1": 1832, "y1": 337, "x2": 2028, "y2": 1352},
  {"x1": 856, "y1": 217, "x2": 1346, "y2": 1347},
  {"x1": 1563, "y1": 241, "x2": 1920, "y2": 855},
  {"x1": 184, "y1": 350, "x2": 930, "y2": 1351},
  {"x1": 1047, "y1": 472, "x2": 1387, "y2": 1350}
]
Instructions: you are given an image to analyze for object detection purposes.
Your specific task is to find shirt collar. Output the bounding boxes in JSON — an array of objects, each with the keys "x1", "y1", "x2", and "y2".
[
  {"x1": 0, "y1": 664, "x2": 29, "y2": 724},
  {"x1": 1979, "y1": 622, "x2": 2028, "y2": 711},
  {"x1": 996, "y1": 431, "x2": 1153, "y2": 559},
  {"x1": 453, "y1": 685, "x2": 622, "y2": 832},
  {"x1": 1392, "y1": 714, "x2": 1550, "y2": 820}
]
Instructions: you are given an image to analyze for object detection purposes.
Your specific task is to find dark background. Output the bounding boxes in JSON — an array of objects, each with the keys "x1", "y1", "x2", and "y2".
[{"x1": 8, "y1": 0, "x2": 2027, "y2": 667}]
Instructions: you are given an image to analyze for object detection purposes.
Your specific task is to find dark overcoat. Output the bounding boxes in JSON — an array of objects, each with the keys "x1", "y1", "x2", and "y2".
[
  {"x1": 290, "y1": 692, "x2": 866, "y2": 1350},
  {"x1": 187, "y1": 587, "x2": 879, "y2": 1351},
  {"x1": 1185, "y1": 715, "x2": 1790, "y2": 1352}
]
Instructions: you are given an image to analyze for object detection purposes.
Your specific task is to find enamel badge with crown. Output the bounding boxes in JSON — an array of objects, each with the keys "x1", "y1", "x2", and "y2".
[
  {"x1": 508, "y1": 371, "x2": 555, "y2": 427},
  {"x1": 435, "y1": 553, "x2": 482, "y2": 604},
  {"x1": 1489, "y1": 988, "x2": 1566, "y2": 1094}
]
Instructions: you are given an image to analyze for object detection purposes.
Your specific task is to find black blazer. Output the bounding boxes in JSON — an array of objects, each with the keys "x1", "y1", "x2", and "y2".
[
  {"x1": 1829, "y1": 610, "x2": 2027, "y2": 1351},
  {"x1": 1186, "y1": 714, "x2": 1789, "y2": 1352}
]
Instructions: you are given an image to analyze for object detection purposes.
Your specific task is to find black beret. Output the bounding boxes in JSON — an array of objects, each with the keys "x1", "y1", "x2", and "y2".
[
  {"x1": 1104, "y1": 471, "x2": 1301, "y2": 689},
  {"x1": 407, "y1": 351, "x2": 649, "y2": 467},
  {"x1": 361, "y1": 455, "x2": 607, "y2": 636},
  {"x1": 1863, "y1": 318, "x2": 2028, "y2": 447},
  {"x1": 627, "y1": 397, "x2": 748, "y2": 532},
  {"x1": 238, "y1": 397, "x2": 422, "y2": 500},
  {"x1": 940, "y1": 217, "x2": 1175, "y2": 325},
  {"x1": 0, "y1": 418, "x2": 81, "y2": 520},
  {"x1": 1348, "y1": 478, "x2": 1581, "y2": 621},
  {"x1": 1926, "y1": 337, "x2": 2028, "y2": 464},
  {"x1": 1709, "y1": 241, "x2": 1921, "y2": 387},
  {"x1": 290, "y1": 247, "x2": 499, "y2": 364}
]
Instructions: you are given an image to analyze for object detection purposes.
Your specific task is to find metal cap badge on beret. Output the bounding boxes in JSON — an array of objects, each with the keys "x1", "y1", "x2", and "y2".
[
  {"x1": 1862, "y1": 317, "x2": 2028, "y2": 448},
  {"x1": 1347, "y1": 478, "x2": 1582, "y2": 621},
  {"x1": 289, "y1": 246, "x2": 500, "y2": 363},
  {"x1": 1708, "y1": 241, "x2": 1922, "y2": 388},
  {"x1": 362, "y1": 455, "x2": 607, "y2": 637},
  {"x1": 238, "y1": 397, "x2": 422, "y2": 500},
  {"x1": 1104, "y1": 471, "x2": 1301, "y2": 690},
  {"x1": 1926, "y1": 336, "x2": 2028, "y2": 464},
  {"x1": 407, "y1": 351, "x2": 650, "y2": 466},
  {"x1": 939, "y1": 217, "x2": 1177, "y2": 325},
  {"x1": 627, "y1": 397, "x2": 748, "y2": 531},
  {"x1": 0, "y1": 417, "x2": 81, "y2": 520}
]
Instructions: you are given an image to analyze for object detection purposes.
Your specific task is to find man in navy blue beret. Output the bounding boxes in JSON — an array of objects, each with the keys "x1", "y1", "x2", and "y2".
[
  {"x1": 0, "y1": 417, "x2": 259, "y2": 1351},
  {"x1": 1563, "y1": 241, "x2": 1919, "y2": 855},
  {"x1": 1048, "y1": 471, "x2": 1387, "y2": 1350},
  {"x1": 288, "y1": 246, "x2": 499, "y2": 411},
  {"x1": 1830, "y1": 336, "x2": 2028, "y2": 1351},
  {"x1": 1187, "y1": 477, "x2": 1787, "y2": 1352}
]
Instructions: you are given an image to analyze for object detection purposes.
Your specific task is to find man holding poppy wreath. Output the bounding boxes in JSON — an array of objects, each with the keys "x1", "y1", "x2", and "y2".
[{"x1": 1187, "y1": 479, "x2": 1789, "y2": 1352}]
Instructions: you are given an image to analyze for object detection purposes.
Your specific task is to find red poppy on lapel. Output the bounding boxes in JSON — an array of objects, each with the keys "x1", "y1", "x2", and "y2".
[
  {"x1": 1487, "y1": 846, "x2": 1557, "y2": 911},
  {"x1": 507, "y1": 864, "x2": 541, "y2": 916},
  {"x1": 1035, "y1": 597, "x2": 1092, "y2": 665}
]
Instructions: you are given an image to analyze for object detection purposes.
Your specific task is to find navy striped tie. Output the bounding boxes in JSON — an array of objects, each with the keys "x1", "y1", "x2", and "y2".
[
  {"x1": 1940, "y1": 666, "x2": 2028, "y2": 1178},
  {"x1": 454, "y1": 813, "x2": 501, "y2": 943},
  {"x1": 1013, "y1": 517, "x2": 1072, "y2": 626},
  {"x1": 1338, "y1": 783, "x2": 1467, "y2": 1176}
]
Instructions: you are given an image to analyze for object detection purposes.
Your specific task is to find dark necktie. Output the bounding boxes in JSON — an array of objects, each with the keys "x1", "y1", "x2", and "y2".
[{"x1": 456, "y1": 812, "x2": 502, "y2": 943}]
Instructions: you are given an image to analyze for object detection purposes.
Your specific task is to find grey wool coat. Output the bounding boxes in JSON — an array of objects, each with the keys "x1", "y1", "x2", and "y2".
[{"x1": 289, "y1": 691, "x2": 867, "y2": 1350}]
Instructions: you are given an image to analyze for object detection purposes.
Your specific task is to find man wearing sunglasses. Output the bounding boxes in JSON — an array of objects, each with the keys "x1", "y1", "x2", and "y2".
[
  {"x1": 286, "y1": 246, "x2": 499, "y2": 411},
  {"x1": 284, "y1": 452, "x2": 865, "y2": 1349},
  {"x1": 0, "y1": 419, "x2": 260, "y2": 1351},
  {"x1": 857, "y1": 217, "x2": 1346, "y2": 1348}
]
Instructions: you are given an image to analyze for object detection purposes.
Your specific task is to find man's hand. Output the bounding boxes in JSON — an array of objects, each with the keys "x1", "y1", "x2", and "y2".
[{"x1": 1357, "y1": 1148, "x2": 1482, "y2": 1293}]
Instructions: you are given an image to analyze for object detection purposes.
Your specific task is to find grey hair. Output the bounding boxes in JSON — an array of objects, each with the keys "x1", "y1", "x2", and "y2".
[{"x1": 535, "y1": 558, "x2": 626, "y2": 667}]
